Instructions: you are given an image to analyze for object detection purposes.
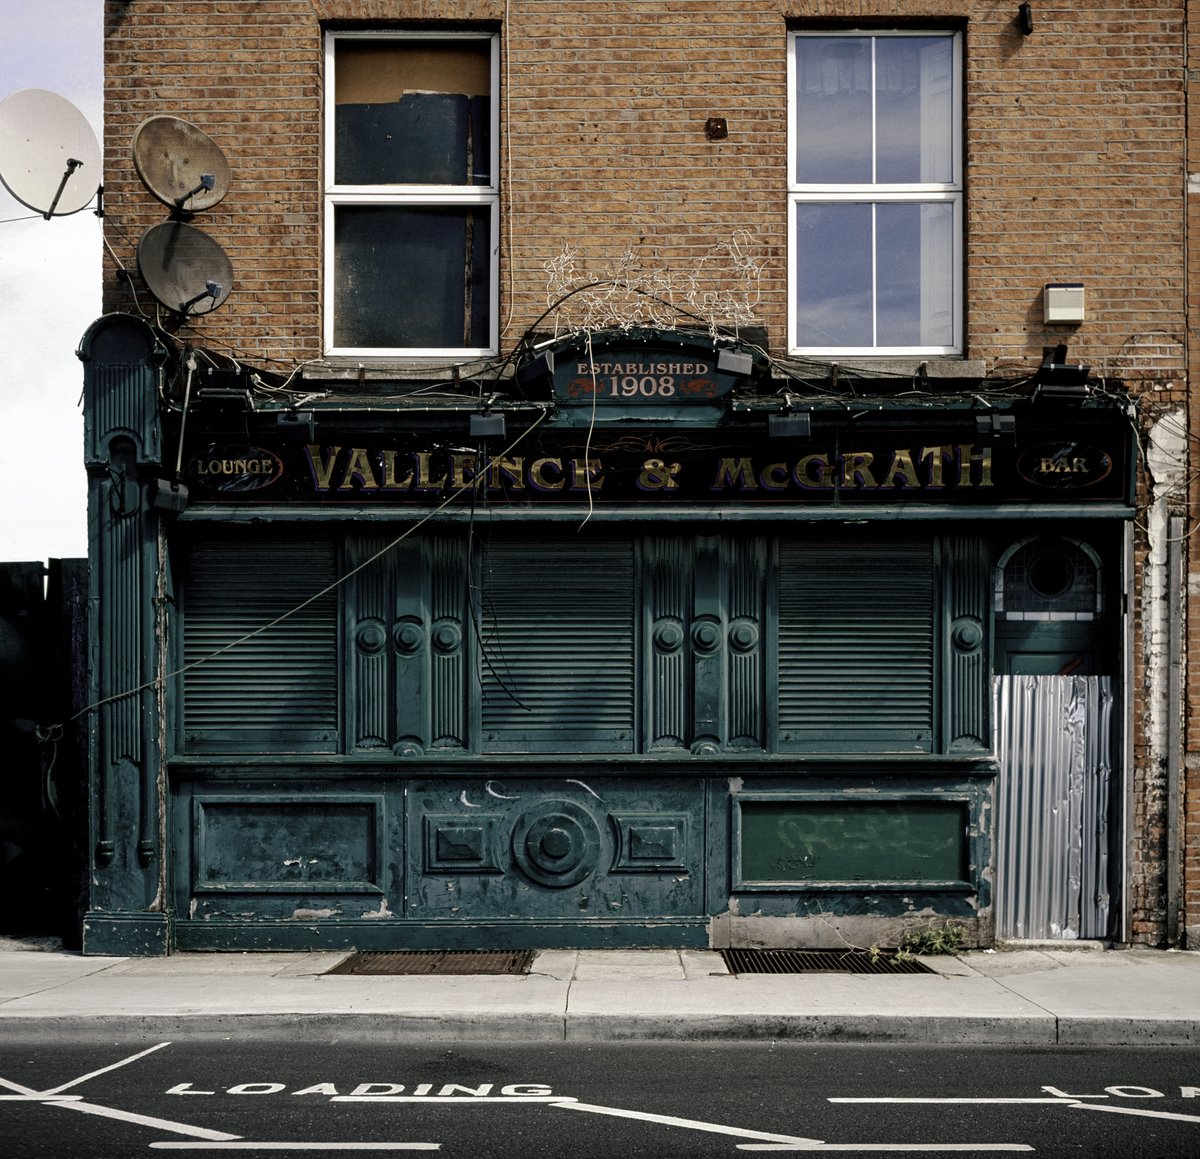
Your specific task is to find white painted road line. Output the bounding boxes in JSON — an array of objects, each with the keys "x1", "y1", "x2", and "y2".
[
  {"x1": 0, "y1": 1094, "x2": 84, "y2": 1101},
  {"x1": 0, "y1": 1076, "x2": 44, "y2": 1096},
  {"x1": 149, "y1": 1145, "x2": 441, "y2": 1151},
  {"x1": 52, "y1": 1099, "x2": 243, "y2": 1141},
  {"x1": 828, "y1": 1098, "x2": 1078, "y2": 1105},
  {"x1": 553, "y1": 1099, "x2": 824, "y2": 1146},
  {"x1": 41, "y1": 1042, "x2": 173, "y2": 1095},
  {"x1": 737, "y1": 1145, "x2": 1035, "y2": 1152},
  {"x1": 333, "y1": 1096, "x2": 574, "y2": 1103},
  {"x1": 1067, "y1": 1103, "x2": 1200, "y2": 1125},
  {"x1": 1, "y1": 1070, "x2": 241, "y2": 1141}
]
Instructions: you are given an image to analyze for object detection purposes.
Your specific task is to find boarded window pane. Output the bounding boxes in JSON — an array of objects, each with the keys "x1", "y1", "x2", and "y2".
[
  {"x1": 335, "y1": 40, "x2": 491, "y2": 186},
  {"x1": 333, "y1": 205, "x2": 492, "y2": 349}
]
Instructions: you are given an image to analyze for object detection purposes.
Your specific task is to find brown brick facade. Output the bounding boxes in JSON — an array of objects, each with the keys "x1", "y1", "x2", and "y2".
[
  {"x1": 101, "y1": 0, "x2": 1193, "y2": 945},
  {"x1": 103, "y1": 1, "x2": 1188, "y2": 371}
]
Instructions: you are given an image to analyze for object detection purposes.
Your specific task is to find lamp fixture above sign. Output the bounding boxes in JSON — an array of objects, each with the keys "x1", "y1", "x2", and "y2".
[{"x1": 1034, "y1": 343, "x2": 1091, "y2": 400}]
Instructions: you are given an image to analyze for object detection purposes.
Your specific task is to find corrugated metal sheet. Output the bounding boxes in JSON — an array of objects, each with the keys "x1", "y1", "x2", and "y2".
[{"x1": 994, "y1": 676, "x2": 1112, "y2": 940}]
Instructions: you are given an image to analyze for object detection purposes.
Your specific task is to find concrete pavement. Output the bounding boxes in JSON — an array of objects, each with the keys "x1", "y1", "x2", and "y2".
[{"x1": 0, "y1": 938, "x2": 1196, "y2": 1046}]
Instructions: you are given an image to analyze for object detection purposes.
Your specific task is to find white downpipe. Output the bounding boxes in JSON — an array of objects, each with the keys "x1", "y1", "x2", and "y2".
[{"x1": 1144, "y1": 409, "x2": 1188, "y2": 942}]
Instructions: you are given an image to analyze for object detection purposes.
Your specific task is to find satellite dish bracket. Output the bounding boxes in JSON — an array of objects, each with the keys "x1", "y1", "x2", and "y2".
[
  {"x1": 180, "y1": 279, "x2": 223, "y2": 316},
  {"x1": 44, "y1": 157, "x2": 84, "y2": 219},
  {"x1": 173, "y1": 172, "x2": 216, "y2": 209}
]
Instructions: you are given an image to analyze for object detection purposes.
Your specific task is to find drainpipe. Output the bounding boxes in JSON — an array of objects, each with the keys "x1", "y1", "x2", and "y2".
[
  {"x1": 1167, "y1": 515, "x2": 1184, "y2": 945},
  {"x1": 1145, "y1": 413, "x2": 1188, "y2": 946},
  {"x1": 1121, "y1": 521, "x2": 1135, "y2": 944}
]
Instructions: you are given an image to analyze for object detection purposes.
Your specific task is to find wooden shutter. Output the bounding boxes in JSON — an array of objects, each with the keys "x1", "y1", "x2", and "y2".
[
  {"x1": 479, "y1": 538, "x2": 635, "y2": 752},
  {"x1": 182, "y1": 538, "x2": 339, "y2": 752},
  {"x1": 777, "y1": 538, "x2": 935, "y2": 752}
]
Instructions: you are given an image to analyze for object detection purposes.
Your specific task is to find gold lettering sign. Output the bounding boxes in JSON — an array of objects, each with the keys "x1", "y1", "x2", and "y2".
[
  {"x1": 299, "y1": 444, "x2": 999, "y2": 497},
  {"x1": 708, "y1": 447, "x2": 994, "y2": 494},
  {"x1": 187, "y1": 445, "x2": 285, "y2": 492}
]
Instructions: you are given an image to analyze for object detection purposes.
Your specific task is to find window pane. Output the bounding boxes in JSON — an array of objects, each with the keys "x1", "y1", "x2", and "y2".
[
  {"x1": 876, "y1": 201, "x2": 954, "y2": 347},
  {"x1": 793, "y1": 203, "x2": 872, "y2": 347},
  {"x1": 793, "y1": 37, "x2": 872, "y2": 184},
  {"x1": 333, "y1": 205, "x2": 492, "y2": 349},
  {"x1": 875, "y1": 37, "x2": 954, "y2": 184},
  {"x1": 335, "y1": 40, "x2": 491, "y2": 186}
]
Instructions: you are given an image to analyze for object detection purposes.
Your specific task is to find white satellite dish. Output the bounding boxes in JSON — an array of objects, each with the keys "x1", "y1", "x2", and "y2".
[{"x1": 0, "y1": 88, "x2": 101, "y2": 218}]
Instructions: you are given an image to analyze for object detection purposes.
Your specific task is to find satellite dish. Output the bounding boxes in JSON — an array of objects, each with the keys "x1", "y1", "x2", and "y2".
[
  {"x1": 137, "y1": 221, "x2": 234, "y2": 315},
  {"x1": 132, "y1": 115, "x2": 230, "y2": 211},
  {"x1": 0, "y1": 88, "x2": 101, "y2": 217}
]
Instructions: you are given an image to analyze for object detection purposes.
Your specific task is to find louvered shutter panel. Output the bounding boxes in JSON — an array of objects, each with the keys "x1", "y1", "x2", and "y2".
[
  {"x1": 479, "y1": 539, "x2": 635, "y2": 752},
  {"x1": 182, "y1": 539, "x2": 339, "y2": 752},
  {"x1": 778, "y1": 539, "x2": 935, "y2": 752}
]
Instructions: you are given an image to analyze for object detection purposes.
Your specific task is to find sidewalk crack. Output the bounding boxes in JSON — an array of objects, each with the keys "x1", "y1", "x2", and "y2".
[{"x1": 0, "y1": 960, "x2": 129, "y2": 1008}]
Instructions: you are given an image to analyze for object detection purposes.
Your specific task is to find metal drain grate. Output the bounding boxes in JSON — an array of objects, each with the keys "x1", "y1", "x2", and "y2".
[
  {"x1": 720, "y1": 948, "x2": 933, "y2": 976},
  {"x1": 327, "y1": 950, "x2": 535, "y2": 976}
]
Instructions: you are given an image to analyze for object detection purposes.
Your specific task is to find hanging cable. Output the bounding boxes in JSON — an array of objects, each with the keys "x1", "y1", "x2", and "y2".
[{"x1": 55, "y1": 408, "x2": 550, "y2": 727}]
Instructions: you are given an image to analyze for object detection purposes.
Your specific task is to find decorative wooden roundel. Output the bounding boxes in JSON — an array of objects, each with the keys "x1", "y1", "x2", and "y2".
[{"x1": 511, "y1": 800, "x2": 601, "y2": 888}]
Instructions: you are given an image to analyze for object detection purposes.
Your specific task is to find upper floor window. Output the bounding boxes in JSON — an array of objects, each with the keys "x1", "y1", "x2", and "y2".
[
  {"x1": 324, "y1": 32, "x2": 499, "y2": 359},
  {"x1": 788, "y1": 31, "x2": 962, "y2": 357}
]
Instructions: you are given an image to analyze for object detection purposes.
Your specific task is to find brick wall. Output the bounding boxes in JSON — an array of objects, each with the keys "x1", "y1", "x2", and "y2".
[
  {"x1": 102, "y1": 1, "x2": 1188, "y2": 373},
  {"x1": 101, "y1": 0, "x2": 1192, "y2": 944}
]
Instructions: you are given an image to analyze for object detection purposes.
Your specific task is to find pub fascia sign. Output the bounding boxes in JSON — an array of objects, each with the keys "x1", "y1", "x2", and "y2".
[
  {"x1": 184, "y1": 433, "x2": 1124, "y2": 505},
  {"x1": 180, "y1": 329, "x2": 1128, "y2": 505}
]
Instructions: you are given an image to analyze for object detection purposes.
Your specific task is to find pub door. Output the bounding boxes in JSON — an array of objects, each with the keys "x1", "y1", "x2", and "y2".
[{"x1": 992, "y1": 534, "x2": 1117, "y2": 941}]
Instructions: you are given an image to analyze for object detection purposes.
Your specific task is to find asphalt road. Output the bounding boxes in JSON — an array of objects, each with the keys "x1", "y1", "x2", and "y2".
[{"x1": 0, "y1": 1040, "x2": 1197, "y2": 1157}]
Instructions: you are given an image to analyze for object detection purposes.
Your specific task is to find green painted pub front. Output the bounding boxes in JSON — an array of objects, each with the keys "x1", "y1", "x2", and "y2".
[{"x1": 79, "y1": 316, "x2": 1136, "y2": 954}]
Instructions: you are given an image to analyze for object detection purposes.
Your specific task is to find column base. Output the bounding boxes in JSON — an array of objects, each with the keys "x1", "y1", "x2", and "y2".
[{"x1": 82, "y1": 911, "x2": 171, "y2": 956}]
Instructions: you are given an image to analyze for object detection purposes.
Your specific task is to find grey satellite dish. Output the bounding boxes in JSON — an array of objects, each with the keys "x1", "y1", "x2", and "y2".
[
  {"x1": 137, "y1": 221, "x2": 234, "y2": 315},
  {"x1": 0, "y1": 88, "x2": 101, "y2": 217},
  {"x1": 132, "y1": 115, "x2": 230, "y2": 211}
]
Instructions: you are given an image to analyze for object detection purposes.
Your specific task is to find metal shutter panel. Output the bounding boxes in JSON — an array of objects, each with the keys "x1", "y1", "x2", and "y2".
[
  {"x1": 479, "y1": 539, "x2": 635, "y2": 752},
  {"x1": 778, "y1": 539, "x2": 935, "y2": 752},
  {"x1": 182, "y1": 538, "x2": 339, "y2": 752}
]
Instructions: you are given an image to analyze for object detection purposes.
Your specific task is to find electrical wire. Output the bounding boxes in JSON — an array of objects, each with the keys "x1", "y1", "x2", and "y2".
[
  {"x1": 578, "y1": 329, "x2": 600, "y2": 528},
  {"x1": 60, "y1": 408, "x2": 549, "y2": 727}
]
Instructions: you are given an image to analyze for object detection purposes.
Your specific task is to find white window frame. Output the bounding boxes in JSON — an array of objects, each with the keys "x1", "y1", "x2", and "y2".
[
  {"x1": 787, "y1": 30, "x2": 963, "y2": 358},
  {"x1": 323, "y1": 30, "x2": 500, "y2": 361}
]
